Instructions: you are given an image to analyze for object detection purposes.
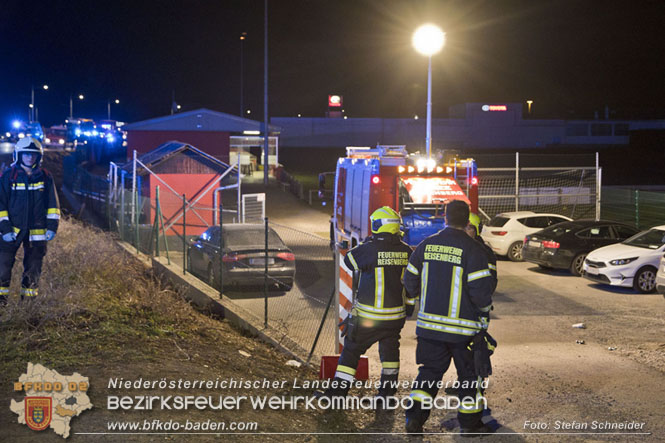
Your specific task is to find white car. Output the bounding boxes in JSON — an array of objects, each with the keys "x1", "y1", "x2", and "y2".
[
  {"x1": 656, "y1": 255, "x2": 665, "y2": 296},
  {"x1": 480, "y1": 211, "x2": 572, "y2": 261},
  {"x1": 583, "y1": 225, "x2": 665, "y2": 293}
]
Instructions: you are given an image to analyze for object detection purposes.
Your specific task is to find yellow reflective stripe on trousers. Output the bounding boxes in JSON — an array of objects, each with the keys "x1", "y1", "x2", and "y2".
[
  {"x1": 334, "y1": 364, "x2": 356, "y2": 382},
  {"x1": 356, "y1": 302, "x2": 405, "y2": 314},
  {"x1": 0, "y1": 210, "x2": 8, "y2": 222},
  {"x1": 410, "y1": 390, "x2": 432, "y2": 402},
  {"x1": 0, "y1": 287, "x2": 9, "y2": 294},
  {"x1": 346, "y1": 251, "x2": 359, "y2": 270},
  {"x1": 416, "y1": 319, "x2": 477, "y2": 336},
  {"x1": 406, "y1": 262, "x2": 419, "y2": 275},
  {"x1": 356, "y1": 308, "x2": 405, "y2": 321},
  {"x1": 381, "y1": 361, "x2": 400, "y2": 375},
  {"x1": 468, "y1": 269, "x2": 491, "y2": 282},
  {"x1": 375, "y1": 267, "x2": 384, "y2": 308},
  {"x1": 418, "y1": 312, "x2": 483, "y2": 329},
  {"x1": 21, "y1": 288, "x2": 38, "y2": 297},
  {"x1": 448, "y1": 266, "x2": 462, "y2": 318},
  {"x1": 419, "y1": 262, "x2": 429, "y2": 313}
]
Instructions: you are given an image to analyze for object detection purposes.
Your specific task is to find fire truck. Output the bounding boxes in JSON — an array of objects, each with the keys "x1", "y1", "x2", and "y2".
[{"x1": 332, "y1": 145, "x2": 478, "y2": 249}]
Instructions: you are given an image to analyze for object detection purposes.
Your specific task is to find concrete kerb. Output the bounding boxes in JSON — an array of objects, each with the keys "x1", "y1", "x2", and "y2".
[{"x1": 115, "y1": 240, "x2": 317, "y2": 368}]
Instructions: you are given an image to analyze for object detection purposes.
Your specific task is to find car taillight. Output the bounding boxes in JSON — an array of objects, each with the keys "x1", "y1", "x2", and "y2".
[
  {"x1": 276, "y1": 252, "x2": 295, "y2": 261},
  {"x1": 542, "y1": 241, "x2": 560, "y2": 249},
  {"x1": 222, "y1": 254, "x2": 246, "y2": 262},
  {"x1": 491, "y1": 231, "x2": 508, "y2": 236}
]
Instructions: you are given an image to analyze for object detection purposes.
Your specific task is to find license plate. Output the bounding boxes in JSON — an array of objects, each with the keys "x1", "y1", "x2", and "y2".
[
  {"x1": 586, "y1": 267, "x2": 599, "y2": 275},
  {"x1": 250, "y1": 258, "x2": 274, "y2": 265},
  {"x1": 529, "y1": 241, "x2": 541, "y2": 248}
]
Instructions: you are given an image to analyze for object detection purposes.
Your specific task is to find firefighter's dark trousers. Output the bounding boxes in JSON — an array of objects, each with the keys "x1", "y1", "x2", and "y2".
[
  {"x1": 326, "y1": 323, "x2": 402, "y2": 397},
  {"x1": 0, "y1": 237, "x2": 47, "y2": 302},
  {"x1": 406, "y1": 336, "x2": 485, "y2": 430}
]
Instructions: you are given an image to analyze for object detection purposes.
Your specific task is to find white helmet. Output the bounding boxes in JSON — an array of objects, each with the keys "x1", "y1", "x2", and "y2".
[{"x1": 14, "y1": 137, "x2": 43, "y2": 169}]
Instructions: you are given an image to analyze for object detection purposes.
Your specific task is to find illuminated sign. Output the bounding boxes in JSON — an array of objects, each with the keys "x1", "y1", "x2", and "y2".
[
  {"x1": 481, "y1": 104, "x2": 507, "y2": 112},
  {"x1": 402, "y1": 177, "x2": 470, "y2": 205},
  {"x1": 328, "y1": 95, "x2": 342, "y2": 107}
]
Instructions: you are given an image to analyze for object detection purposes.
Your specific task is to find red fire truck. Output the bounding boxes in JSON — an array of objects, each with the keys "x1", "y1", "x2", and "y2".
[{"x1": 332, "y1": 145, "x2": 479, "y2": 248}]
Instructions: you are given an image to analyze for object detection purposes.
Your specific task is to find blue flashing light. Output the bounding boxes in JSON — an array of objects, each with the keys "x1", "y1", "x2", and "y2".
[
  {"x1": 91, "y1": 130, "x2": 98, "y2": 136},
  {"x1": 12, "y1": 120, "x2": 21, "y2": 129},
  {"x1": 75, "y1": 129, "x2": 82, "y2": 136},
  {"x1": 106, "y1": 135, "x2": 115, "y2": 143}
]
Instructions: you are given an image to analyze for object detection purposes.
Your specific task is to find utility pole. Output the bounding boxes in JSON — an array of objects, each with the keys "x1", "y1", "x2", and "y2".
[{"x1": 263, "y1": 0, "x2": 269, "y2": 186}]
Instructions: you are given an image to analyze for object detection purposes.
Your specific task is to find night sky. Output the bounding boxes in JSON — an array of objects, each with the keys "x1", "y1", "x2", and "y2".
[{"x1": 2, "y1": 0, "x2": 664, "y2": 127}]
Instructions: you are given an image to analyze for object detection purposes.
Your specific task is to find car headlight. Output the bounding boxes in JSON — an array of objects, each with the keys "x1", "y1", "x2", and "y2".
[{"x1": 609, "y1": 257, "x2": 638, "y2": 266}]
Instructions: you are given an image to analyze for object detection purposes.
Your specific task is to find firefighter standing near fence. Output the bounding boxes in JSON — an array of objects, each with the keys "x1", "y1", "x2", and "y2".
[
  {"x1": 403, "y1": 200, "x2": 494, "y2": 436},
  {"x1": 465, "y1": 213, "x2": 498, "y2": 293},
  {"x1": 0, "y1": 137, "x2": 59, "y2": 303},
  {"x1": 324, "y1": 206, "x2": 413, "y2": 402}
]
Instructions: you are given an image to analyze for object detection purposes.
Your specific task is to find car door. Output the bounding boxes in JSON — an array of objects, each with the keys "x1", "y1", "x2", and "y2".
[
  {"x1": 611, "y1": 224, "x2": 640, "y2": 241},
  {"x1": 577, "y1": 225, "x2": 615, "y2": 251}
]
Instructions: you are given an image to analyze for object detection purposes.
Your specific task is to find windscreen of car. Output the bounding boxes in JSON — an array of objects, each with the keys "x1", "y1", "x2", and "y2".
[
  {"x1": 225, "y1": 229, "x2": 286, "y2": 248},
  {"x1": 622, "y1": 229, "x2": 665, "y2": 249},
  {"x1": 487, "y1": 216, "x2": 509, "y2": 227}
]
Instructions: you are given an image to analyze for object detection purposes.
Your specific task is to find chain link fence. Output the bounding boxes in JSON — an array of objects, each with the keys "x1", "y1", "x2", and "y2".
[{"x1": 601, "y1": 187, "x2": 665, "y2": 229}]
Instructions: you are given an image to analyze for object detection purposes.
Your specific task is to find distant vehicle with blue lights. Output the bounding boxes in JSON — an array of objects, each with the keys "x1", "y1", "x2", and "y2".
[{"x1": 329, "y1": 145, "x2": 479, "y2": 248}]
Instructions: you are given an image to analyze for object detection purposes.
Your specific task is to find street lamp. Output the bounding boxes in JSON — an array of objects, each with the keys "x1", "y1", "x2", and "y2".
[
  {"x1": 69, "y1": 94, "x2": 85, "y2": 119},
  {"x1": 107, "y1": 99, "x2": 120, "y2": 120},
  {"x1": 30, "y1": 84, "x2": 49, "y2": 122},
  {"x1": 412, "y1": 24, "x2": 445, "y2": 159}
]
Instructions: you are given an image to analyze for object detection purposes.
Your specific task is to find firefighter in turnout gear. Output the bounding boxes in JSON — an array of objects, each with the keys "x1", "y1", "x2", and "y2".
[
  {"x1": 466, "y1": 213, "x2": 498, "y2": 293},
  {"x1": 403, "y1": 200, "x2": 494, "y2": 435},
  {"x1": 0, "y1": 137, "x2": 60, "y2": 303},
  {"x1": 326, "y1": 206, "x2": 412, "y2": 400}
]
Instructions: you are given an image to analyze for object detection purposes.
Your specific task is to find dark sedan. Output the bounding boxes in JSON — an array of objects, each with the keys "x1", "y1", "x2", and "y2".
[
  {"x1": 187, "y1": 224, "x2": 296, "y2": 290},
  {"x1": 522, "y1": 220, "x2": 639, "y2": 276}
]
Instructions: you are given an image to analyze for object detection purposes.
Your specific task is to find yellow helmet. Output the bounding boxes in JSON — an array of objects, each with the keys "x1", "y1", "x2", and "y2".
[
  {"x1": 370, "y1": 206, "x2": 402, "y2": 235},
  {"x1": 468, "y1": 213, "x2": 482, "y2": 236}
]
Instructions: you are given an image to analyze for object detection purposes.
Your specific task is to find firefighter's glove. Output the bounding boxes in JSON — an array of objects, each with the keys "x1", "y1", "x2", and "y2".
[
  {"x1": 405, "y1": 304, "x2": 415, "y2": 318},
  {"x1": 2, "y1": 232, "x2": 16, "y2": 242},
  {"x1": 470, "y1": 331, "x2": 497, "y2": 378},
  {"x1": 338, "y1": 316, "x2": 351, "y2": 338},
  {"x1": 45, "y1": 230, "x2": 56, "y2": 241}
]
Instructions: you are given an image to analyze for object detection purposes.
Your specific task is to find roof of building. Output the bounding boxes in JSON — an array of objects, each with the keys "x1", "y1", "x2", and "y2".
[
  {"x1": 119, "y1": 141, "x2": 238, "y2": 176},
  {"x1": 123, "y1": 108, "x2": 280, "y2": 133}
]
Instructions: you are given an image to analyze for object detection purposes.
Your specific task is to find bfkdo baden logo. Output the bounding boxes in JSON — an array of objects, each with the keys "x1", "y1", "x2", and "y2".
[
  {"x1": 25, "y1": 397, "x2": 53, "y2": 431},
  {"x1": 10, "y1": 363, "x2": 93, "y2": 439}
]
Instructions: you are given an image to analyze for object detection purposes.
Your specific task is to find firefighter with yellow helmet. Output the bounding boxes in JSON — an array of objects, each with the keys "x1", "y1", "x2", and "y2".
[
  {"x1": 0, "y1": 137, "x2": 60, "y2": 303},
  {"x1": 324, "y1": 206, "x2": 412, "y2": 400}
]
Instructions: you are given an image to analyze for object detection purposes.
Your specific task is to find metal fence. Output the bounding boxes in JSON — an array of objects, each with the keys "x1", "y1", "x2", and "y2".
[
  {"x1": 477, "y1": 152, "x2": 600, "y2": 221},
  {"x1": 601, "y1": 187, "x2": 665, "y2": 229},
  {"x1": 63, "y1": 160, "x2": 338, "y2": 361}
]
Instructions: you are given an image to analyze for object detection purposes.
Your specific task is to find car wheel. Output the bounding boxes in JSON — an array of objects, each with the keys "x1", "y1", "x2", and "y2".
[
  {"x1": 507, "y1": 241, "x2": 524, "y2": 262},
  {"x1": 633, "y1": 266, "x2": 657, "y2": 293},
  {"x1": 570, "y1": 253, "x2": 587, "y2": 276}
]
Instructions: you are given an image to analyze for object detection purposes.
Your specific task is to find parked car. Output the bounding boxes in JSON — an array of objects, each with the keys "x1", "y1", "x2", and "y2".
[
  {"x1": 656, "y1": 255, "x2": 665, "y2": 296},
  {"x1": 481, "y1": 211, "x2": 572, "y2": 261},
  {"x1": 583, "y1": 225, "x2": 665, "y2": 293},
  {"x1": 187, "y1": 224, "x2": 296, "y2": 290},
  {"x1": 523, "y1": 220, "x2": 640, "y2": 276}
]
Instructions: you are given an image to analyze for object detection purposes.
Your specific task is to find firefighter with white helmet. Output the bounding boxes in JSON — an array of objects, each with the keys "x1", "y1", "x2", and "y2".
[
  {"x1": 0, "y1": 137, "x2": 60, "y2": 303},
  {"x1": 323, "y1": 206, "x2": 413, "y2": 402}
]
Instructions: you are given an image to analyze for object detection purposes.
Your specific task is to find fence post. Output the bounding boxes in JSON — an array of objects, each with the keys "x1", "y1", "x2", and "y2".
[
  {"x1": 635, "y1": 189, "x2": 640, "y2": 229},
  {"x1": 120, "y1": 173, "x2": 125, "y2": 241},
  {"x1": 264, "y1": 217, "x2": 269, "y2": 328},
  {"x1": 135, "y1": 187, "x2": 139, "y2": 253},
  {"x1": 183, "y1": 194, "x2": 187, "y2": 275},
  {"x1": 155, "y1": 186, "x2": 160, "y2": 257},
  {"x1": 515, "y1": 152, "x2": 520, "y2": 211},
  {"x1": 219, "y1": 203, "x2": 223, "y2": 298},
  {"x1": 595, "y1": 152, "x2": 600, "y2": 221}
]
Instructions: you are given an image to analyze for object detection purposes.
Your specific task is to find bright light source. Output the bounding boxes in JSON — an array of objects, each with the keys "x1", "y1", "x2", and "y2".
[
  {"x1": 445, "y1": 166, "x2": 453, "y2": 173},
  {"x1": 115, "y1": 99, "x2": 120, "y2": 104},
  {"x1": 18, "y1": 133, "x2": 25, "y2": 138},
  {"x1": 436, "y1": 166, "x2": 443, "y2": 173},
  {"x1": 414, "y1": 115, "x2": 419, "y2": 120},
  {"x1": 426, "y1": 158, "x2": 436, "y2": 172},
  {"x1": 471, "y1": 176, "x2": 478, "y2": 185},
  {"x1": 28, "y1": 104, "x2": 34, "y2": 108},
  {"x1": 5, "y1": 132, "x2": 10, "y2": 137},
  {"x1": 42, "y1": 84, "x2": 49, "y2": 90},
  {"x1": 412, "y1": 24, "x2": 445, "y2": 56},
  {"x1": 176, "y1": 104, "x2": 182, "y2": 110},
  {"x1": 106, "y1": 135, "x2": 115, "y2": 143},
  {"x1": 371, "y1": 175, "x2": 380, "y2": 185},
  {"x1": 398, "y1": 166, "x2": 406, "y2": 173},
  {"x1": 12, "y1": 121, "x2": 21, "y2": 129},
  {"x1": 246, "y1": 109, "x2": 251, "y2": 114},
  {"x1": 78, "y1": 94, "x2": 84, "y2": 100},
  {"x1": 44, "y1": 138, "x2": 51, "y2": 144},
  {"x1": 58, "y1": 139, "x2": 65, "y2": 145},
  {"x1": 243, "y1": 130, "x2": 260, "y2": 135},
  {"x1": 416, "y1": 158, "x2": 427, "y2": 170},
  {"x1": 75, "y1": 129, "x2": 81, "y2": 136},
  {"x1": 297, "y1": 114, "x2": 301, "y2": 118},
  {"x1": 343, "y1": 116, "x2": 348, "y2": 119},
  {"x1": 407, "y1": 166, "x2": 415, "y2": 173}
]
